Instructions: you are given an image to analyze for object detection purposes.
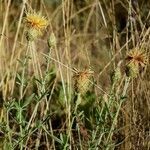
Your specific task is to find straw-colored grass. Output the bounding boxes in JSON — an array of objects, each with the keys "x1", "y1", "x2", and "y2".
[{"x1": 0, "y1": 0, "x2": 149, "y2": 149}]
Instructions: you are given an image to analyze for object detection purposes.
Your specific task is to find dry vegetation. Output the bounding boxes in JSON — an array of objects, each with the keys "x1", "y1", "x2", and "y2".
[{"x1": 0, "y1": 0, "x2": 150, "y2": 149}]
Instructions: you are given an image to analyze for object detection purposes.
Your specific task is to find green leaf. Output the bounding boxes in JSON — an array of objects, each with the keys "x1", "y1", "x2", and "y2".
[{"x1": 22, "y1": 93, "x2": 35, "y2": 108}]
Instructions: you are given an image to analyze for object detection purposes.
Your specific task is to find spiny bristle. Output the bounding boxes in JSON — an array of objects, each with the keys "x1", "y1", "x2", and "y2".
[{"x1": 125, "y1": 48, "x2": 148, "y2": 78}]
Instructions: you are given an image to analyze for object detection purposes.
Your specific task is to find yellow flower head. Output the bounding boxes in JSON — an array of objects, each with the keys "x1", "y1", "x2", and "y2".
[
  {"x1": 25, "y1": 11, "x2": 48, "y2": 32},
  {"x1": 126, "y1": 48, "x2": 147, "y2": 67}
]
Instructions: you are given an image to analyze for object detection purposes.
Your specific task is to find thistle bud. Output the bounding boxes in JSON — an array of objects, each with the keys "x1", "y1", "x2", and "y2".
[
  {"x1": 47, "y1": 33, "x2": 56, "y2": 48},
  {"x1": 111, "y1": 61, "x2": 122, "y2": 84},
  {"x1": 73, "y1": 69, "x2": 94, "y2": 95}
]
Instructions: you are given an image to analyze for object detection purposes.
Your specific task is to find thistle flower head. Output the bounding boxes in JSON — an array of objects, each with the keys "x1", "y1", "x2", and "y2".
[
  {"x1": 125, "y1": 48, "x2": 148, "y2": 78},
  {"x1": 25, "y1": 11, "x2": 48, "y2": 31},
  {"x1": 73, "y1": 69, "x2": 94, "y2": 95},
  {"x1": 126, "y1": 48, "x2": 147, "y2": 67},
  {"x1": 24, "y1": 11, "x2": 48, "y2": 40}
]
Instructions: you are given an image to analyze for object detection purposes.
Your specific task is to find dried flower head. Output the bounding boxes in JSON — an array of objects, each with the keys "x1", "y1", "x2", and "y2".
[
  {"x1": 125, "y1": 48, "x2": 148, "y2": 78},
  {"x1": 24, "y1": 11, "x2": 48, "y2": 40},
  {"x1": 73, "y1": 69, "x2": 94, "y2": 95},
  {"x1": 126, "y1": 48, "x2": 147, "y2": 67}
]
